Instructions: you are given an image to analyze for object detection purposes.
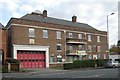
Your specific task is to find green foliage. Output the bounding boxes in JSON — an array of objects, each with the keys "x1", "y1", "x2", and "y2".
[
  {"x1": 63, "y1": 59, "x2": 109, "y2": 70},
  {"x1": 6, "y1": 58, "x2": 20, "y2": 64},
  {"x1": 73, "y1": 60, "x2": 81, "y2": 68},
  {"x1": 110, "y1": 44, "x2": 120, "y2": 53},
  {"x1": 96, "y1": 59, "x2": 109, "y2": 67},
  {"x1": 2, "y1": 66, "x2": 8, "y2": 73},
  {"x1": 63, "y1": 63, "x2": 74, "y2": 70}
]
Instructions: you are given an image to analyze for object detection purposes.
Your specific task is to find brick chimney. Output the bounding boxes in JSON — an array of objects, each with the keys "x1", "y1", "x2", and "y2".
[
  {"x1": 72, "y1": 15, "x2": 77, "y2": 22},
  {"x1": 43, "y1": 10, "x2": 47, "y2": 17}
]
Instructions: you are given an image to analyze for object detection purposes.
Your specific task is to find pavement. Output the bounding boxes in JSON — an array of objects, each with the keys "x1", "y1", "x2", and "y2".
[{"x1": 2, "y1": 67, "x2": 119, "y2": 79}]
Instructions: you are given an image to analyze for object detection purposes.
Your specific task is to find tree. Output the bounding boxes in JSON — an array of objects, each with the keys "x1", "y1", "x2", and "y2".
[{"x1": 110, "y1": 44, "x2": 120, "y2": 54}]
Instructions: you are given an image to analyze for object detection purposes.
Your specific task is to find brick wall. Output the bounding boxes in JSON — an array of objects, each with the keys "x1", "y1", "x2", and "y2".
[{"x1": 7, "y1": 18, "x2": 108, "y2": 62}]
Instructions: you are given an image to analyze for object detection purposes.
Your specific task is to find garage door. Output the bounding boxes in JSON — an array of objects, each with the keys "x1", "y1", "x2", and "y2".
[{"x1": 17, "y1": 50, "x2": 46, "y2": 68}]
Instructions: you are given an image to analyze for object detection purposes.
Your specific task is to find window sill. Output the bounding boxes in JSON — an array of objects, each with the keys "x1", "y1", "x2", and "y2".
[
  {"x1": 57, "y1": 50, "x2": 62, "y2": 52},
  {"x1": 56, "y1": 38, "x2": 61, "y2": 40},
  {"x1": 43, "y1": 37, "x2": 48, "y2": 39}
]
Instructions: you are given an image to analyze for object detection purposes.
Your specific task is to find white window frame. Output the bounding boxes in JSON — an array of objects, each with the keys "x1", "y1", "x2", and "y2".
[
  {"x1": 97, "y1": 36, "x2": 100, "y2": 42},
  {"x1": 57, "y1": 44, "x2": 62, "y2": 52},
  {"x1": 78, "y1": 34, "x2": 82, "y2": 39},
  {"x1": 78, "y1": 45, "x2": 83, "y2": 50},
  {"x1": 97, "y1": 46, "x2": 101, "y2": 52},
  {"x1": 68, "y1": 33, "x2": 73, "y2": 38},
  {"x1": 50, "y1": 56, "x2": 55, "y2": 63},
  {"x1": 43, "y1": 30, "x2": 48, "y2": 38},
  {"x1": 29, "y1": 38, "x2": 35, "y2": 44},
  {"x1": 88, "y1": 34, "x2": 92, "y2": 41},
  {"x1": 89, "y1": 54, "x2": 92, "y2": 60},
  {"x1": 57, "y1": 55, "x2": 62, "y2": 62},
  {"x1": 88, "y1": 45, "x2": 92, "y2": 52},
  {"x1": 98, "y1": 53, "x2": 101, "y2": 59},
  {"x1": 104, "y1": 54, "x2": 106, "y2": 59},
  {"x1": 56, "y1": 31, "x2": 61, "y2": 39},
  {"x1": 29, "y1": 28, "x2": 35, "y2": 37},
  {"x1": 68, "y1": 45, "x2": 73, "y2": 50}
]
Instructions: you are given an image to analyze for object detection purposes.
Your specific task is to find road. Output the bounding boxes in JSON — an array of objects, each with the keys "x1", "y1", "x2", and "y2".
[{"x1": 2, "y1": 68, "x2": 119, "y2": 79}]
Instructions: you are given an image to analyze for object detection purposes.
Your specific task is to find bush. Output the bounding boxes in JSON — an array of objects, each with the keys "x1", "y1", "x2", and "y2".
[
  {"x1": 63, "y1": 63, "x2": 74, "y2": 70},
  {"x1": 64, "y1": 60, "x2": 97, "y2": 70},
  {"x1": 73, "y1": 60, "x2": 81, "y2": 68},
  {"x1": 6, "y1": 58, "x2": 20, "y2": 64},
  {"x1": 2, "y1": 66, "x2": 8, "y2": 73},
  {"x1": 96, "y1": 59, "x2": 109, "y2": 67},
  {"x1": 63, "y1": 59, "x2": 109, "y2": 70}
]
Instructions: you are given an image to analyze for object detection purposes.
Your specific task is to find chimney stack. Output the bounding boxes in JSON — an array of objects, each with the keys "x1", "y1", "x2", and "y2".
[
  {"x1": 43, "y1": 10, "x2": 47, "y2": 17},
  {"x1": 72, "y1": 15, "x2": 77, "y2": 22}
]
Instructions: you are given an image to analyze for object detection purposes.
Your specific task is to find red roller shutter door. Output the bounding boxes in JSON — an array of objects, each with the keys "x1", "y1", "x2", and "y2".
[
  {"x1": 17, "y1": 50, "x2": 46, "y2": 68},
  {"x1": 22, "y1": 52, "x2": 25, "y2": 68},
  {"x1": 27, "y1": 52, "x2": 31, "y2": 68},
  {"x1": 35, "y1": 52, "x2": 39, "y2": 68},
  {"x1": 38, "y1": 53, "x2": 42, "y2": 68}
]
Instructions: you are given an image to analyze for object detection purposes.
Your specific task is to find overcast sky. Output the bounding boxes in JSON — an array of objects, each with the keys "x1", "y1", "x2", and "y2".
[{"x1": 0, "y1": 0, "x2": 119, "y2": 47}]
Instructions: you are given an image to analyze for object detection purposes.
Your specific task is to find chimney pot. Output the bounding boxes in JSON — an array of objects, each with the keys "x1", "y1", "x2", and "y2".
[
  {"x1": 43, "y1": 10, "x2": 47, "y2": 17},
  {"x1": 72, "y1": 15, "x2": 77, "y2": 22}
]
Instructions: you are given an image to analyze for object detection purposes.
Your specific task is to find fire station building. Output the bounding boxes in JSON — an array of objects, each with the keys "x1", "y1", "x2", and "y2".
[{"x1": 6, "y1": 10, "x2": 108, "y2": 68}]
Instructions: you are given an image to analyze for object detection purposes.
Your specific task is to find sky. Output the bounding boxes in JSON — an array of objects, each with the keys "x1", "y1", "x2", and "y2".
[{"x1": 0, "y1": 0, "x2": 119, "y2": 47}]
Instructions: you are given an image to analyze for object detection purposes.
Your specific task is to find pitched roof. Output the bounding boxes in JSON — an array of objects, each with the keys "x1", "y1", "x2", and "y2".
[
  {"x1": 21, "y1": 14, "x2": 97, "y2": 30},
  {"x1": 0, "y1": 23, "x2": 4, "y2": 28}
]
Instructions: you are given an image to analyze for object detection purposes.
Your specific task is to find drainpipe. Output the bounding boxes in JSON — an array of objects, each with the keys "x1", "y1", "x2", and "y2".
[{"x1": 64, "y1": 30, "x2": 66, "y2": 62}]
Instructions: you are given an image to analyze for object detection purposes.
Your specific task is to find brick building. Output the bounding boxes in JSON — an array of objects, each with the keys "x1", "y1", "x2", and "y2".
[
  {"x1": 6, "y1": 10, "x2": 108, "y2": 68},
  {"x1": 0, "y1": 23, "x2": 7, "y2": 65}
]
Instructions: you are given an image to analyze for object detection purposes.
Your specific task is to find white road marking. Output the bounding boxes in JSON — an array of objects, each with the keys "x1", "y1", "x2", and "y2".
[{"x1": 79, "y1": 74, "x2": 104, "y2": 78}]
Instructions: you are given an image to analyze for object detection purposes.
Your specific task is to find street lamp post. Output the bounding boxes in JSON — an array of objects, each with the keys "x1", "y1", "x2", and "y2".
[{"x1": 107, "y1": 13, "x2": 114, "y2": 60}]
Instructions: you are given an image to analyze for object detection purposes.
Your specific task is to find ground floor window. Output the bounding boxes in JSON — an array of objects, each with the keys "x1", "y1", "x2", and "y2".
[
  {"x1": 57, "y1": 58, "x2": 62, "y2": 62},
  {"x1": 57, "y1": 55, "x2": 62, "y2": 62},
  {"x1": 97, "y1": 53, "x2": 101, "y2": 59},
  {"x1": 103, "y1": 54, "x2": 106, "y2": 59},
  {"x1": 68, "y1": 56, "x2": 73, "y2": 62},
  {"x1": 50, "y1": 56, "x2": 55, "y2": 63},
  {"x1": 88, "y1": 54, "x2": 92, "y2": 60},
  {"x1": 68, "y1": 56, "x2": 78, "y2": 62}
]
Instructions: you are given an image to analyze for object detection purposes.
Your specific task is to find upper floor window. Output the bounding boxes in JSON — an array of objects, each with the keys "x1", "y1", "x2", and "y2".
[
  {"x1": 78, "y1": 34, "x2": 82, "y2": 39},
  {"x1": 97, "y1": 36, "x2": 100, "y2": 42},
  {"x1": 29, "y1": 38, "x2": 35, "y2": 44},
  {"x1": 56, "y1": 31, "x2": 61, "y2": 39},
  {"x1": 97, "y1": 46, "x2": 101, "y2": 52},
  {"x1": 78, "y1": 45, "x2": 83, "y2": 50},
  {"x1": 57, "y1": 44, "x2": 62, "y2": 51},
  {"x1": 88, "y1": 34, "x2": 92, "y2": 41},
  {"x1": 43, "y1": 30, "x2": 48, "y2": 38},
  {"x1": 29, "y1": 28, "x2": 35, "y2": 37},
  {"x1": 68, "y1": 33, "x2": 73, "y2": 38},
  {"x1": 88, "y1": 45, "x2": 92, "y2": 52},
  {"x1": 50, "y1": 56, "x2": 55, "y2": 63},
  {"x1": 68, "y1": 45, "x2": 73, "y2": 50}
]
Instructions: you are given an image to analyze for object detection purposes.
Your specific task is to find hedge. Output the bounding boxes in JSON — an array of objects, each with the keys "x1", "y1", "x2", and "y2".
[
  {"x1": 96, "y1": 59, "x2": 109, "y2": 67},
  {"x1": 63, "y1": 63, "x2": 74, "y2": 70},
  {"x1": 63, "y1": 59, "x2": 109, "y2": 70},
  {"x1": 2, "y1": 66, "x2": 8, "y2": 73},
  {"x1": 6, "y1": 58, "x2": 20, "y2": 64}
]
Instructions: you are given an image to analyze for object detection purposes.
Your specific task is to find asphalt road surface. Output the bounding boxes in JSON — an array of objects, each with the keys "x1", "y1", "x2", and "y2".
[{"x1": 2, "y1": 68, "x2": 119, "y2": 78}]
